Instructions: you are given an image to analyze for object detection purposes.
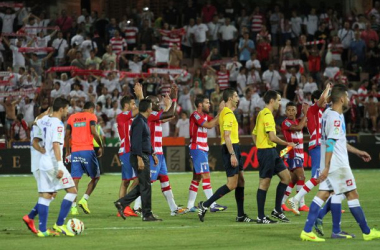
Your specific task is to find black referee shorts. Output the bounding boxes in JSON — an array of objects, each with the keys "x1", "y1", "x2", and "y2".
[
  {"x1": 257, "y1": 148, "x2": 287, "y2": 179},
  {"x1": 222, "y1": 144, "x2": 243, "y2": 177}
]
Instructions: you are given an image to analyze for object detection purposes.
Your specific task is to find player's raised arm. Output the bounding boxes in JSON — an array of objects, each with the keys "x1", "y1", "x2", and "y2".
[
  {"x1": 317, "y1": 82, "x2": 332, "y2": 108},
  {"x1": 160, "y1": 84, "x2": 178, "y2": 120},
  {"x1": 287, "y1": 104, "x2": 309, "y2": 131}
]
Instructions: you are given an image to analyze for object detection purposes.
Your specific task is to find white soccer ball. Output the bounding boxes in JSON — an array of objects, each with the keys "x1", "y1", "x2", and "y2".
[{"x1": 66, "y1": 218, "x2": 84, "y2": 235}]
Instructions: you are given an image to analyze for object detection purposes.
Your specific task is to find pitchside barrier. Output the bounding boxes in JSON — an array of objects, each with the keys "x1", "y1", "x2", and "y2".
[{"x1": 0, "y1": 142, "x2": 379, "y2": 175}]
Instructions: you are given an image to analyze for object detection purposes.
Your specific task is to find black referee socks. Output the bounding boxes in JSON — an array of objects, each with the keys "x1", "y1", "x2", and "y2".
[
  {"x1": 257, "y1": 189, "x2": 267, "y2": 219},
  {"x1": 204, "y1": 185, "x2": 231, "y2": 207},
  {"x1": 275, "y1": 182, "x2": 288, "y2": 213}
]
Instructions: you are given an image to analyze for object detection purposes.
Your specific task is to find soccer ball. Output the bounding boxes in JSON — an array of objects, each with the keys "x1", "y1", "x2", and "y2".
[{"x1": 66, "y1": 218, "x2": 84, "y2": 235}]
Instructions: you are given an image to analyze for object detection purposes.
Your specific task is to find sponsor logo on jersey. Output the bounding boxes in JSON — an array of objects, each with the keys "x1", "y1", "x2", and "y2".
[
  {"x1": 334, "y1": 127, "x2": 339, "y2": 135},
  {"x1": 62, "y1": 178, "x2": 68, "y2": 184},
  {"x1": 74, "y1": 122, "x2": 86, "y2": 127},
  {"x1": 57, "y1": 127, "x2": 63, "y2": 132},
  {"x1": 346, "y1": 179, "x2": 353, "y2": 186},
  {"x1": 285, "y1": 120, "x2": 292, "y2": 127},
  {"x1": 334, "y1": 120, "x2": 340, "y2": 127},
  {"x1": 194, "y1": 113, "x2": 201, "y2": 120}
]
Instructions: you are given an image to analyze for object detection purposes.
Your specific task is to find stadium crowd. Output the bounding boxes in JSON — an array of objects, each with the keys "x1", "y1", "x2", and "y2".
[{"x1": 0, "y1": 0, "x2": 380, "y2": 142}]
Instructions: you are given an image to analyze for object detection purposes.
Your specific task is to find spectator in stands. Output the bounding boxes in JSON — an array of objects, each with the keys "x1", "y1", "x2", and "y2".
[
  {"x1": 338, "y1": 21, "x2": 355, "y2": 63},
  {"x1": 238, "y1": 32, "x2": 255, "y2": 65},
  {"x1": 192, "y1": 17, "x2": 209, "y2": 59},
  {"x1": 262, "y1": 63, "x2": 281, "y2": 91},
  {"x1": 303, "y1": 8, "x2": 318, "y2": 41},
  {"x1": 51, "y1": 81, "x2": 63, "y2": 99},
  {"x1": 219, "y1": 17, "x2": 237, "y2": 57},
  {"x1": 10, "y1": 113, "x2": 29, "y2": 141},
  {"x1": 203, "y1": 68, "x2": 217, "y2": 98},
  {"x1": 349, "y1": 31, "x2": 366, "y2": 64},
  {"x1": 70, "y1": 50, "x2": 86, "y2": 69},
  {"x1": 169, "y1": 43, "x2": 183, "y2": 67},
  {"x1": 175, "y1": 111, "x2": 190, "y2": 138},
  {"x1": 201, "y1": 0, "x2": 217, "y2": 23},
  {"x1": 361, "y1": 22, "x2": 379, "y2": 47},
  {"x1": 56, "y1": 10, "x2": 73, "y2": 36}
]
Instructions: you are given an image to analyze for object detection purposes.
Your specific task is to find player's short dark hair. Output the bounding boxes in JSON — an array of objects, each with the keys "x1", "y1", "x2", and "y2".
[
  {"x1": 330, "y1": 84, "x2": 348, "y2": 103},
  {"x1": 54, "y1": 81, "x2": 61, "y2": 86},
  {"x1": 195, "y1": 94, "x2": 208, "y2": 108},
  {"x1": 53, "y1": 97, "x2": 69, "y2": 112},
  {"x1": 84, "y1": 101, "x2": 95, "y2": 110},
  {"x1": 139, "y1": 99, "x2": 152, "y2": 112},
  {"x1": 311, "y1": 90, "x2": 322, "y2": 104},
  {"x1": 263, "y1": 90, "x2": 279, "y2": 104},
  {"x1": 120, "y1": 96, "x2": 134, "y2": 109},
  {"x1": 222, "y1": 88, "x2": 236, "y2": 102},
  {"x1": 286, "y1": 101, "x2": 297, "y2": 108},
  {"x1": 96, "y1": 102, "x2": 103, "y2": 109}
]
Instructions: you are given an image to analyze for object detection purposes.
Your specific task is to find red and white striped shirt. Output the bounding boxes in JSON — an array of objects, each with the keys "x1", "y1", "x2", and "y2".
[
  {"x1": 328, "y1": 43, "x2": 343, "y2": 60},
  {"x1": 281, "y1": 118, "x2": 304, "y2": 159},
  {"x1": 189, "y1": 111, "x2": 212, "y2": 152},
  {"x1": 307, "y1": 103, "x2": 323, "y2": 150},
  {"x1": 148, "y1": 111, "x2": 164, "y2": 155},
  {"x1": 110, "y1": 37, "x2": 127, "y2": 55},
  {"x1": 116, "y1": 111, "x2": 133, "y2": 155},
  {"x1": 217, "y1": 71, "x2": 230, "y2": 90},
  {"x1": 124, "y1": 27, "x2": 139, "y2": 44},
  {"x1": 161, "y1": 31, "x2": 182, "y2": 48},
  {"x1": 251, "y1": 14, "x2": 264, "y2": 32}
]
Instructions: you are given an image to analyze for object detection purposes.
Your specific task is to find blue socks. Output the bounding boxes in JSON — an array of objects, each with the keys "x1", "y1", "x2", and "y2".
[
  {"x1": 56, "y1": 193, "x2": 77, "y2": 226},
  {"x1": 317, "y1": 195, "x2": 331, "y2": 220},
  {"x1": 331, "y1": 194, "x2": 345, "y2": 234},
  {"x1": 304, "y1": 196, "x2": 324, "y2": 233},
  {"x1": 28, "y1": 202, "x2": 39, "y2": 220},
  {"x1": 37, "y1": 198, "x2": 53, "y2": 232},
  {"x1": 348, "y1": 199, "x2": 370, "y2": 234}
]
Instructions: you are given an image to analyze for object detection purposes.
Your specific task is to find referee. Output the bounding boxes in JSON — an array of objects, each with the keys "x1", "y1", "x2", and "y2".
[
  {"x1": 198, "y1": 88, "x2": 254, "y2": 222},
  {"x1": 114, "y1": 99, "x2": 161, "y2": 222},
  {"x1": 252, "y1": 90, "x2": 295, "y2": 224}
]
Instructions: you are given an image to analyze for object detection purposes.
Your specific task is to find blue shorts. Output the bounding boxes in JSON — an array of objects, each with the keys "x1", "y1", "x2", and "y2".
[
  {"x1": 309, "y1": 146, "x2": 321, "y2": 178},
  {"x1": 286, "y1": 157, "x2": 304, "y2": 171},
  {"x1": 71, "y1": 150, "x2": 100, "y2": 179},
  {"x1": 150, "y1": 154, "x2": 168, "y2": 181},
  {"x1": 190, "y1": 149, "x2": 209, "y2": 174},
  {"x1": 120, "y1": 153, "x2": 137, "y2": 181}
]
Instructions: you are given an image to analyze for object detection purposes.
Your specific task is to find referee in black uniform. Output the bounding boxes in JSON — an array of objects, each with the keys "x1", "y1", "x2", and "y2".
[{"x1": 114, "y1": 99, "x2": 161, "y2": 221}]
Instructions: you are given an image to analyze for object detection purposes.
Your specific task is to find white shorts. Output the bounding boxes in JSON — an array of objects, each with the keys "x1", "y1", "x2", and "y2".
[
  {"x1": 32, "y1": 170, "x2": 40, "y2": 192},
  {"x1": 39, "y1": 167, "x2": 75, "y2": 193},
  {"x1": 319, "y1": 167, "x2": 356, "y2": 194}
]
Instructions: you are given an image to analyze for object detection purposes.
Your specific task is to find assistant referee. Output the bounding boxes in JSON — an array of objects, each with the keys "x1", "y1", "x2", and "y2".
[
  {"x1": 198, "y1": 88, "x2": 254, "y2": 223},
  {"x1": 252, "y1": 90, "x2": 295, "y2": 224}
]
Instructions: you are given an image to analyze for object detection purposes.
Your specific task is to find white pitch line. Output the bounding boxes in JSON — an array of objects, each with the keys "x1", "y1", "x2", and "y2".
[
  {"x1": 86, "y1": 218, "x2": 380, "y2": 231},
  {"x1": 3, "y1": 219, "x2": 380, "y2": 232}
]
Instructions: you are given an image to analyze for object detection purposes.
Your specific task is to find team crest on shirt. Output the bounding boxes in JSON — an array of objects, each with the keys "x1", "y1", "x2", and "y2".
[
  {"x1": 62, "y1": 178, "x2": 68, "y2": 184},
  {"x1": 334, "y1": 120, "x2": 340, "y2": 127},
  {"x1": 334, "y1": 127, "x2": 340, "y2": 135},
  {"x1": 346, "y1": 179, "x2": 353, "y2": 186},
  {"x1": 57, "y1": 127, "x2": 63, "y2": 132},
  {"x1": 194, "y1": 113, "x2": 201, "y2": 120},
  {"x1": 285, "y1": 121, "x2": 291, "y2": 127}
]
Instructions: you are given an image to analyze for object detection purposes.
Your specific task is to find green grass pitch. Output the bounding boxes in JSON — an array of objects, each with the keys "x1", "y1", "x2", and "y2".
[{"x1": 1, "y1": 170, "x2": 380, "y2": 250}]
